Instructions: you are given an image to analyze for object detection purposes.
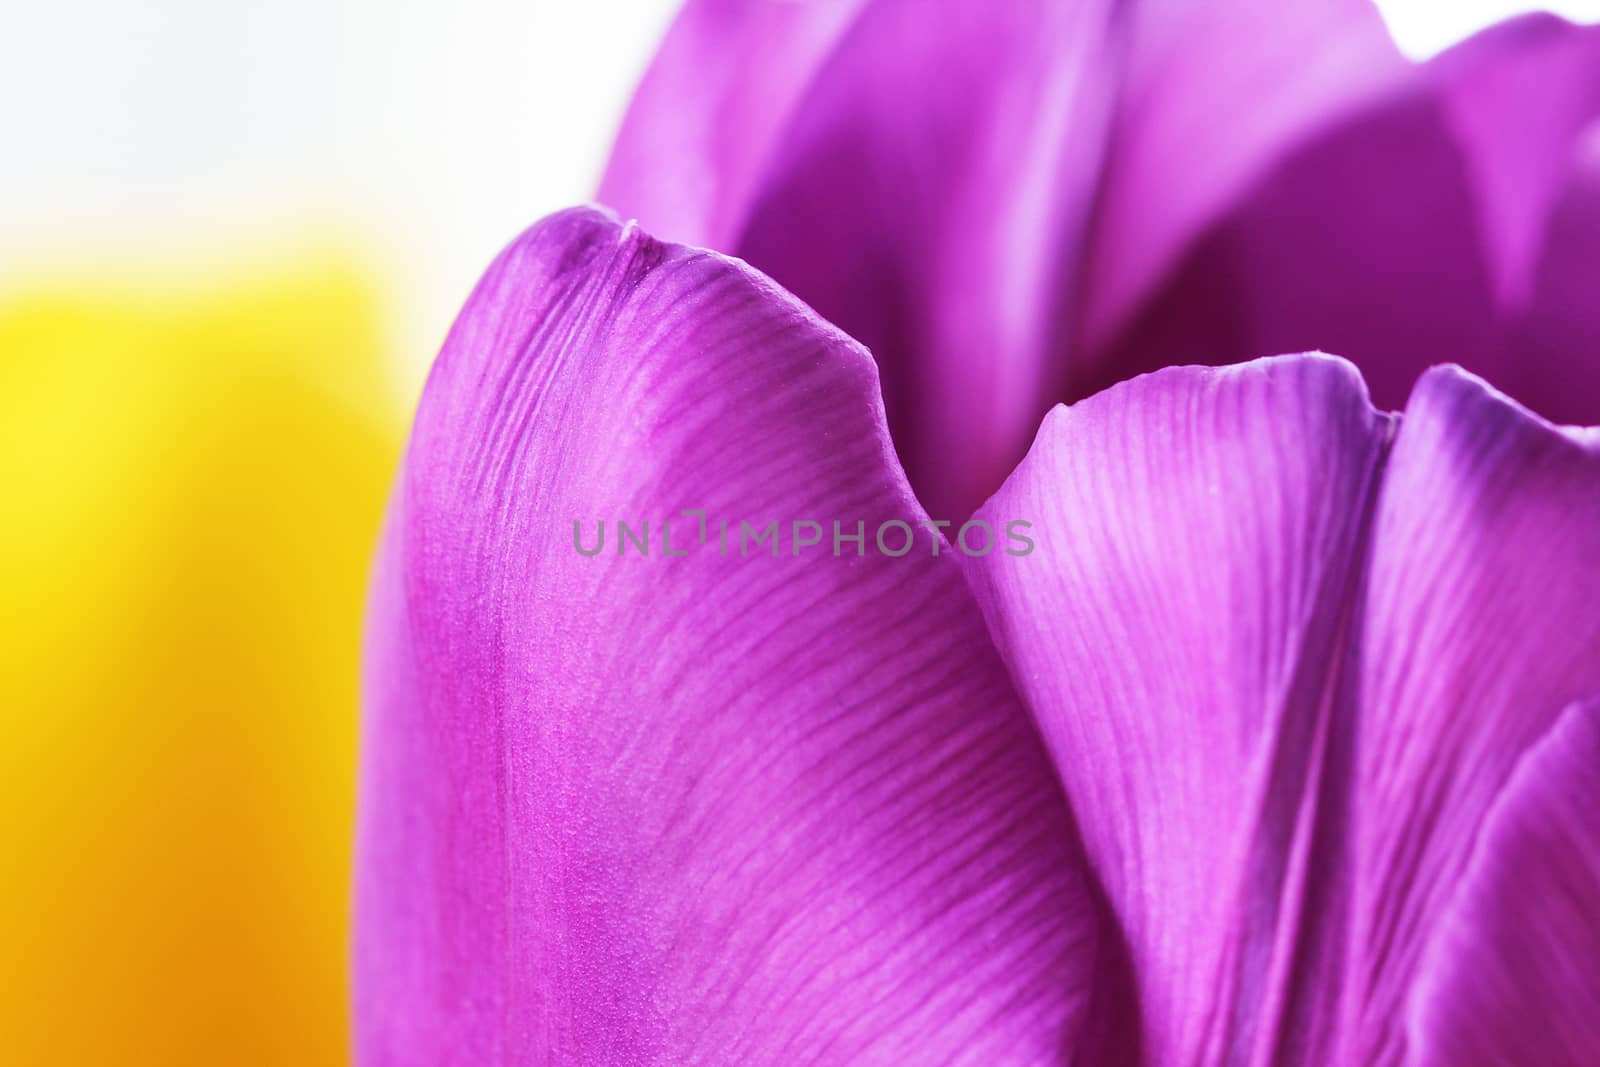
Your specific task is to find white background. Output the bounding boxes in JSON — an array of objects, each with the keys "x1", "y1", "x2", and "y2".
[{"x1": 3, "y1": 0, "x2": 1596, "y2": 384}]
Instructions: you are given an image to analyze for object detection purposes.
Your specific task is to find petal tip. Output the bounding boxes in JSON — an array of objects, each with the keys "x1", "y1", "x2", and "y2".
[{"x1": 1412, "y1": 363, "x2": 1600, "y2": 446}]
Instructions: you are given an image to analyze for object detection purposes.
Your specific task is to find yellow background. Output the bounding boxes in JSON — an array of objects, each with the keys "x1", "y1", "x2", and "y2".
[{"x1": 0, "y1": 251, "x2": 400, "y2": 1064}]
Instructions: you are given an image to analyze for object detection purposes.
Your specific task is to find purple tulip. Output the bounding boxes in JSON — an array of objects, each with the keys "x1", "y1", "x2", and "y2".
[{"x1": 355, "y1": 2, "x2": 1600, "y2": 1064}]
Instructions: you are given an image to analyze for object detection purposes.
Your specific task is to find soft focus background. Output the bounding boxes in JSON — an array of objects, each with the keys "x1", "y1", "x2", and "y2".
[{"x1": 1, "y1": 1, "x2": 1595, "y2": 1063}]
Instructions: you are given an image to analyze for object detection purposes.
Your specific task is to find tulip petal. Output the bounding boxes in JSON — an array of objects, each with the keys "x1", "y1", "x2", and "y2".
[
  {"x1": 605, "y1": 4, "x2": 1600, "y2": 510},
  {"x1": 1430, "y1": 15, "x2": 1600, "y2": 311},
  {"x1": 1404, "y1": 698, "x2": 1600, "y2": 1067},
  {"x1": 727, "y1": 0, "x2": 1124, "y2": 521},
  {"x1": 1087, "y1": 17, "x2": 1600, "y2": 423},
  {"x1": 598, "y1": 0, "x2": 1113, "y2": 521},
  {"x1": 969, "y1": 356, "x2": 1600, "y2": 1063},
  {"x1": 1499, "y1": 133, "x2": 1600, "y2": 426},
  {"x1": 597, "y1": 0, "x2": 866, "y2": 250},
  {"x1": 355, "y1": 207, "x2": 1105, "y2": 1065},
  {"x1": 1081, "y1": 82, "x2": 1499, "y2": 412},
  {"x1": 967, "y1": 354, "x2": 1394, "y2": 1064},
  {"x1": 1077, "y1": 0, "x2": 1409, "y2": 354},
  {"x1": 603, "y1": 0, "x2": 1408, "y2": 519},
  {"x1": 1345, "y1": 366, "x2": 1600, "y2": 1060}
]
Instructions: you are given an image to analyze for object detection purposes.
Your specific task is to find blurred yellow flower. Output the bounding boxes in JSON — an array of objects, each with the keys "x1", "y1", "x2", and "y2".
[{"x1": 0, "y1": 244, "x2": 404, "y2": 1065}]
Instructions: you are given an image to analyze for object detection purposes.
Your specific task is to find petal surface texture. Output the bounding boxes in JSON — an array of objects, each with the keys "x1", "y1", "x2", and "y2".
[
  {"x1": 1348, "y1": 366, "x2": 1600, "y2": 1064},
  {"x1": 968, "y1": 355, "x2": 1600, "y2": 1065},
  {"x1": 1406, "y1": 699, "x2": 1600, "y2": 1067},
  {"x1": 971, "y1": 356, "x2": 1394, "y2": 1065},
  {"x1": 354, "y1": 207, "x2": 1103, "y2": 1066}
]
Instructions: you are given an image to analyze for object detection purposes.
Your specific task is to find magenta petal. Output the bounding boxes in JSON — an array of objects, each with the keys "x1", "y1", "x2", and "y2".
[
  {"x1": 1081, "y1": 84, "x2": 1499, "y2": 411},
  {"x1": 1089, "y1": 16, "x2": 1600, "y2": 422},
  {"x1": 1077, "y1": 0, "x2": 1409, "y2": 354},
  {"x1": 728, "y1": 0, "x2": 1123, "y2": 520},
  {"x1": 604, "y1": 0, "x2": 1127, "y2": 521},
  {"x1": 604, "y1": 4, "x2": 1600, "y2": 509},
  {"x1": 968, "y1": 356, "x2": 1600, "y2": 1063},
  {"x1": 1500, "y1": 139, "x2": 1600, "y2": 425},
  {"x1": 1429, "y1": 16, "x2": 1600, "y2": 427},
  {"x1": 968, "y1": 354, "x2": 1394, "y2": 1064},
  {"x1": 1430, "y1": 15, "x2": 1600, "y2": 310},
  {"x1": 603, "y1": 0, "x2": 1410, "y2": 518},
  {"x1": 598, "y1": 0, "x2": 865, "y2": 250},
  {"x1": 1344, "y1": 366, "x2": 1600, "y2": 1058},
  {"x1": 1407, "y1": 699, "x2": 1600, "y2": 1067},
  {"x1": 354, "y1": 207, "x2": 1104, "y2": 1065}
]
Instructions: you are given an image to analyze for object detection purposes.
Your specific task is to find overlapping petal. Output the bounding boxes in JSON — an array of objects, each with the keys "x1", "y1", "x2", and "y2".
[
  {"x1": 597, "y1": 0, "x2": 866, "y2": 250},
  {"x1": 732, "y1": 0, "x2": 1120, "y2": 524},
  {"x1": 602, "y1": 0, "x2": 1407, "y2": 520},
  {"x1": 1076, "y1": 0, "x2": 1409, "y2": 354},
  {"x1": 1429, "y1": 14, "x2": 1600, "y2": 311},
  {"x1": 1407, "y1": 699, "x2": 1600, "y2": 1067},
  {"x1": 354, "y1": 207, "x2": 1106, "y2": 1065},
  {"x1": 1499, "y1": 129, "x2": 1600, "y2": 425},
  {"x1": 1077, "y1": 90, "x2": 1499, "y2": 411},
  {"x1": 1431, "y1": 19, "x2": 1600, "y2": 426},
  {"x1": 604, "y1": 3, "x2": 1600, "y2": 511},
  {"x1": 967, "y1": 355, "x2": 1600, "y2": 1064},
  {"x1": 1346, "y1": 366, "x2": 1600, "y2": 1061},
  {"x1": 706, "y1": 0, "x2": 1124, "y2": 522},
  {"x1": 1078, "y1": 16, "x2": 1600, "y2": 418},
  {"x1": 968, "y1": 355, "x2": 1392, "y2": 1064}
]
